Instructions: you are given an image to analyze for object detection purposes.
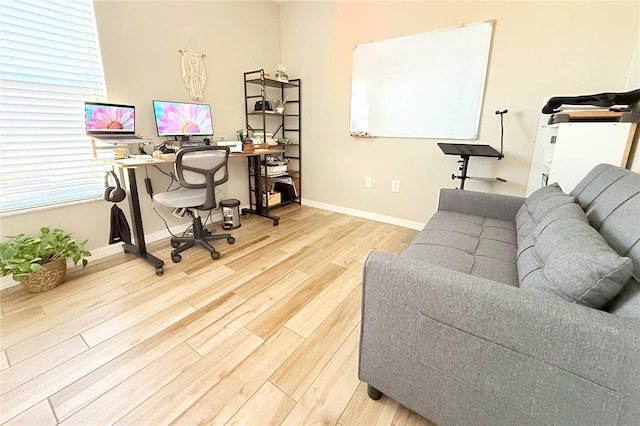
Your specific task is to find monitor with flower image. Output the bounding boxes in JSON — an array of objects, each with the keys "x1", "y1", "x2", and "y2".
[
  {"x1": 85, "y1": 102, "x2": 135, "y2": 134},
  {"x1": 152, "y1": 100, "x2": 213, "y2": 142}
]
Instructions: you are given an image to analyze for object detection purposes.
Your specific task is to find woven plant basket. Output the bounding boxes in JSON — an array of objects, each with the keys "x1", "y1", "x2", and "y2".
[{"x1": 21, "y1": 258, "x2": 67, "y2": 293}]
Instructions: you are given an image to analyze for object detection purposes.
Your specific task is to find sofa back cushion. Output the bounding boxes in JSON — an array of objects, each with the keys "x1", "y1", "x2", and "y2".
[
  {"x1": 570, "y1": 163, "x2": 640, "y2": 319},
  {"x1": 515, "y1": 183, "x2": 575, "y2": 246},
  {"x1": 517, "y1": 202, "x2": 633, "y2": 309}
]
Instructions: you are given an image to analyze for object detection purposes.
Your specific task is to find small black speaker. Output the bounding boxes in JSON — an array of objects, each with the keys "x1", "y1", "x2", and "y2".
[{"x1": 254, "y1": 100, "x2": 273, "y2": 111}]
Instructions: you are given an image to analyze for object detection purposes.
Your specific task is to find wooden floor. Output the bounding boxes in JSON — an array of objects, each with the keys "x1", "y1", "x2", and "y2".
[{"x1": 0, "y1": 204, "x2": 435, "y2": 426}]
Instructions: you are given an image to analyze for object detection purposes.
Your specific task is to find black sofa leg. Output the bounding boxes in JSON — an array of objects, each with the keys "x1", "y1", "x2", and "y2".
[{"x1": 367, "y1": 384, "x2": 383, "y2": 400}]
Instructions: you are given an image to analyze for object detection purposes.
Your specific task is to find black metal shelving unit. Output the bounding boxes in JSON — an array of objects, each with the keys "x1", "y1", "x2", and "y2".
[{"x1": 243, "y1": 69, "x2": 301, "y2": 224}]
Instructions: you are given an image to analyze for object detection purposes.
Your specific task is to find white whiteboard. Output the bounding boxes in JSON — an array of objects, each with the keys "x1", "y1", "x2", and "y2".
[{"x1": 350, "y1": 21, "x2": 494, "y2": 139}]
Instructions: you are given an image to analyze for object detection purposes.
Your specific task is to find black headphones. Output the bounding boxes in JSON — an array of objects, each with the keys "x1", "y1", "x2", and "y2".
[{"x1": 104, "y1": 170, "x2": 126, "y2": 202}]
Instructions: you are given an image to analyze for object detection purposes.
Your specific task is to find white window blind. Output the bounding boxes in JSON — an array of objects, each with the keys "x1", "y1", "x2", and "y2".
[{"x1": 0, "y1": 0, "x2": 108, "y2": 214}]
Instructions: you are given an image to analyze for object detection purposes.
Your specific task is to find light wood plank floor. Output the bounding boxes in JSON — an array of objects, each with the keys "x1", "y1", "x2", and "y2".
[{"x1": 0, "y1": 204, "x2": 435, "y2": 426}]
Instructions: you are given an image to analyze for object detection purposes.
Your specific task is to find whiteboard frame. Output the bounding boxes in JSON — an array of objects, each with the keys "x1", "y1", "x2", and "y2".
[{"x1": 350, "y1": 20, "x2": 494, "y2": 140}]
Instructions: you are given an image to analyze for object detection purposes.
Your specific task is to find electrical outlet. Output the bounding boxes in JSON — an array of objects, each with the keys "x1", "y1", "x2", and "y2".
[
  {"x1": 365, "y1": 176, "x2": 372, "y2": 188},
  {"x1": 391, "y1": 179, "x2": 400, "y2": 192}
]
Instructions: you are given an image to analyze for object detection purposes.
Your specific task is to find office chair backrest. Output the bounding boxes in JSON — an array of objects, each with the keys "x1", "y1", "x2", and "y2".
[{"x1": 175, "y1": 146, "x2": 230, "y2": 210}]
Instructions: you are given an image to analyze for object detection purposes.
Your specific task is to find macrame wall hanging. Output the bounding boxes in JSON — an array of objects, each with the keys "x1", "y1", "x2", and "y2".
[{"x1": 179, "y1": 42, "x2": 206, "y2": 100}]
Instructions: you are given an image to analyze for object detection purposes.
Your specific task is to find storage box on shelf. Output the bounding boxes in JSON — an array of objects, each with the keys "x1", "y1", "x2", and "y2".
[{"x1": 251, "y1": 190, "x2": 281, "y2": 207}]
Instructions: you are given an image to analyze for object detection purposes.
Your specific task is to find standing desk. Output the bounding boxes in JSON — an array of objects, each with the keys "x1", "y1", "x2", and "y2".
[
  {"x1": 438, "y1": 143, "x2": 506, "y2": 189},
  {"x1": 95, "y1": 147, "x2": 285, "y2": 275}
]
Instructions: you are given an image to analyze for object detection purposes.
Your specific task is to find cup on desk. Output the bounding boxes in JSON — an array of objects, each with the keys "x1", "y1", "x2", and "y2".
[
  {"x1": 114, "y1": 147, "x2": 129, "y2": 159},
  {"x1": 242, "y1": 141, "x2": 255, "y2": 152}
]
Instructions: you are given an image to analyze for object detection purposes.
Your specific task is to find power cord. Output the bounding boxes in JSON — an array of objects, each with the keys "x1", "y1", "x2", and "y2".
[
  {"x1": 152, "y1": 165, "x2": 179, "y2": 191},
  {"x1": 151, "y1": 200, "x2": 179, "y2": 238}
]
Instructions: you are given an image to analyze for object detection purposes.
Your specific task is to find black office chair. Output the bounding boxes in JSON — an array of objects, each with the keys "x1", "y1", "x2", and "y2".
[{"x1": 153, "y1": 146, "x2": 235, "y2": 262}]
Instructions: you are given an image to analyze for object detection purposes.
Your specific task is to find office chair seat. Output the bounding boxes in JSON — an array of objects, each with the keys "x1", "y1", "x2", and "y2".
[
  {"x1": 153, "y1": 187, "x2": 221, "y2": 209},
  {"x1": 152, "y1": 146, "x2": 235, "y2": 263}
]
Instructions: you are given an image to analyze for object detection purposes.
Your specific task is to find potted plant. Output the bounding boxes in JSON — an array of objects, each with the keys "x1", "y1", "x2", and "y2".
[
  {"x1": 270, "y1": 96, "x2": 288, "y2": 114},
  {"x1": 0, "y1": 227, "x2": 91, "y2": 293}
]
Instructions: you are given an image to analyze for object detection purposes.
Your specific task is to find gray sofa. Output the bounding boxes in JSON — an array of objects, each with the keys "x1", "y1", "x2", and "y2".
[{"x1": 359, "y1": 163, "x2": 640, "y2": 426}]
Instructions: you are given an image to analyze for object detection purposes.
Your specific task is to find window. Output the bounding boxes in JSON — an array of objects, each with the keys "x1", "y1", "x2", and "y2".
[{"x1": 0, "y1": 0, "x2": 108, "y2": 214}]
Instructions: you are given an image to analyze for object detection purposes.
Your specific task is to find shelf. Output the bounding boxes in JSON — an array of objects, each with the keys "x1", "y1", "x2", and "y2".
[
  {"x1": 550, "y1": 110, "x2": 627, "y2": 124},
  {"x1": 246, "y1": 77, "x2": 299, "y2": 89},
  {"x1": 247, "y1": 112, "x2": 299, "y2": 117},
  {"x1": 244, "y1": 69, "x2": 301, "y2": 222}
]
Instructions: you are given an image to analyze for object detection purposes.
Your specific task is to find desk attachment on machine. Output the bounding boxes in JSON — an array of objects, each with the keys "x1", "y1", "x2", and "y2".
[{"x1": 438, "y1": 143, "x2": 506, "y2": 190}]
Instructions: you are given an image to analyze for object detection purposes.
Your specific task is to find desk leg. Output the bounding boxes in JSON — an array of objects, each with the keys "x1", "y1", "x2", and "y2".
[
  {"x1": 120, "y1": 167, "x2": 165, "y2": 275},
  {"x1": 241, "y1": 155, "x2": 280, "y2": 226}
]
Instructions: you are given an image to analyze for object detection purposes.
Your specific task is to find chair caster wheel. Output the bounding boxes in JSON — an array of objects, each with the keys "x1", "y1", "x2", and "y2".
[
  {"x1": 227, "y1": 237, "x2": 235, "y2": 244},
  {"x1": 171, "y1": 241, "x2": 180, "y2": 248},
  {"x1": 171, "y1": 253, "x2": 182, "y2": 263},
  {"x1": 211, "y1": 251, "x2": 220, "y2": 260},
  {"x1": 273, "y1": 220, "x2": 279, "y2": 226},
  {"x1": 155, "y1": 267, "x2": 164, "y2": 276}
]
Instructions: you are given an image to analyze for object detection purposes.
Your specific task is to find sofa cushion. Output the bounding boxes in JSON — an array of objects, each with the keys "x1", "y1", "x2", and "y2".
[
  {"x1": 515, "y1": 183, "x2": 575, "y2": 245},
  {"x1": 517, "y1": 204, "x2": 633, "y2": 309},
  {"x1": 403, "y1": 211, "x2": 518, "y2": 286},
  {"x1": 570, "y1": 163, "x2": 640, "y2": 281},
  {"x1": 516, "y1": 203, "x2": 589, "y2": 258}
]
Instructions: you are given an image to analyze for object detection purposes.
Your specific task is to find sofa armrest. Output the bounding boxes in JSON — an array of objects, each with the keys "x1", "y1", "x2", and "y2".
[
  {"x1": 359, "y1": 251, "x2": 640, "y2": 425},
  {"x1": 438, "y1": 188, "x2": 525, "y2": 222}
]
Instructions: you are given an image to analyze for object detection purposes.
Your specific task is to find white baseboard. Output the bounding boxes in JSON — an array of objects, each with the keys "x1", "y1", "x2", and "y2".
[
  {"x1": 1, "y1": 211, "x2": 225, "y2": 291},
  {"x1": 2, "y1": 203, "x2": 421, "y2": 290},
  {"x1": 85, "y1": 222, "x2": 191, "y2": 261},
  {"x1": 301, "y1": 198, "x2": 425, "y2": 230}
]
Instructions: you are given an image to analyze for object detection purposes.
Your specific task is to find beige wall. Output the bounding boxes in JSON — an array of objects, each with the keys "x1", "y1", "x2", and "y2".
[
  {"x1": 1, "y1": 1, "x2": 638, "y2": 286},
  {"x1": 93, "y1": 0, "x2": 281, "y2": 237},
  {"x1": 1, "y1": 1, "x2": 281, "y2": 269},
  {"x1": 280, "y1": 1, "x2": 638, "y2": 223}
]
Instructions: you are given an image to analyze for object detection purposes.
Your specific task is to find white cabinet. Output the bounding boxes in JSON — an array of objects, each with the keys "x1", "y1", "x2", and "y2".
[
  {"x1": 525, "y1": 113, "x2": 558, "y2": 196},
  {"x1": 527, "y1": 113, "x2": 637, "y2": 195},
  {"x1": 548, "y1": 122, "x2": 634, "y2": 192}
]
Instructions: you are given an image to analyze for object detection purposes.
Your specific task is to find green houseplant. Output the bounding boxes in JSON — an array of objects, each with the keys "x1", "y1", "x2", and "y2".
[{"x1": 0, "y1": 227, "x2": 91, "y2": 292}]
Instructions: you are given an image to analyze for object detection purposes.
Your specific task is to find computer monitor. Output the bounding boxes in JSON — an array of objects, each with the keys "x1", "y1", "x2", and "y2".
[
  {"x1": 85, "y1": 102, "x2": 136, "y2": 135},
  {"x1": 152, "y1": 100, "x2": 213, "y2": 141}
]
